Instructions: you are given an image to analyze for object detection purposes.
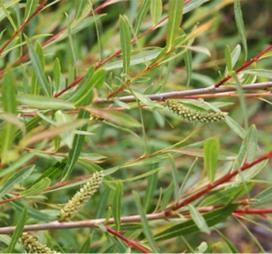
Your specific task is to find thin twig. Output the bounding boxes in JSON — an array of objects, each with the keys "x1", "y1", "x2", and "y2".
[
  {"x1": 0, "y1": 0, "x2": 118, "y2": 77},
  {"x1": 0, "y1": 0, "x2": 48, "y2": 56},
  {"x1": 95, "y1": 82, "x2": 272, "y2": 104},
  {"x1": 54, "y1": 0, "x2": 193, "y2": 98},
  {"x1": 164, "y1": 151, "x2": 272, "y2": 215},
  {"x1": 0, "y1": 205, "x2": 271, "y2": 234},
  {"x1": 105, "y1": 226, "x2": 151, "y2": 253},
  {"x1": 213, "y1": 45, "x2": 272, "y2": 88}
]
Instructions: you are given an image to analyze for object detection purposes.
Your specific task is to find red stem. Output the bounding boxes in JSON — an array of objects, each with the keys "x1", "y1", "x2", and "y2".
[
  {"x1": 165, "y1": 151, "x2": 272, "y2": 215},
  {"x1": 0, "y1": 0, "x2": 117, "y2": 78},
  {"x1": 0, "y1": 0, "x2": 48, "y2": 56},
  {"x1": 235, "y1": 208, "x2": 272, "y2": 215},
  {"x1": 54, "y1": 1, "x2": 193, "y2": 98},
  {"x1": 105, "y1": 226, "x2": 151, "y2": 253},
  {"x1": 214, "y1": 45, "x2": 272, "y2": 88}
]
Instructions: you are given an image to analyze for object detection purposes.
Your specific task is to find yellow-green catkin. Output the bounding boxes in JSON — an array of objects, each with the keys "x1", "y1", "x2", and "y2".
[
  {"x1": 58, "y1": 171, "x2": 103, "y2": 222},
  {"x1": 165, "y1": 99, "x2": 227, "y2": 123},
  {"x1": 21, "y1": 232, "x2": 58, "y2": 254}
]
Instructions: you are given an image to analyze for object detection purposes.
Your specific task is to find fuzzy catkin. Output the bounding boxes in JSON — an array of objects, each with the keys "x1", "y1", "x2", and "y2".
[
  {"x1": 58, "y1": 171, "x2": 103, "y2": 222},
  {"x1": 165, "y1": 99, "x2": 227, "y2": 123},
  {"x1": 21, "y1": 232, "x2": 58, "y2": 254}
]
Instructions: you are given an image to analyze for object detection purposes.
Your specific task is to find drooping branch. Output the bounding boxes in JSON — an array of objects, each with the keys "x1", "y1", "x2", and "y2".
[{"x1": 95, "y1": 82, "x2": 272, "y2": 104}]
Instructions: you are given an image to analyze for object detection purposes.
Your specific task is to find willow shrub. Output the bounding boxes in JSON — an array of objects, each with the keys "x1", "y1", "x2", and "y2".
[{"x1": 0, "y1": 0, "x2": 272, "y2": 253}]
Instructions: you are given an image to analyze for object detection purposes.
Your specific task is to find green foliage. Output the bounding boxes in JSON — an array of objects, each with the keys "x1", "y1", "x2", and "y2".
[{"x1": 0, "y1": 0, "x2": 271, "y2": 253}]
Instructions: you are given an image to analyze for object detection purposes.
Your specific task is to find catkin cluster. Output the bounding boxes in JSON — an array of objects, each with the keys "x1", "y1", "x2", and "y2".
[
  {"x1": 21, "y1": 232, "x2": 58, "y2": 254},
  {"x1": 165, "y1": 99, "x2": 227, "y2": 123},
  {"x1": 58, "y1": 171, "x2": 103, "y2": 222}
]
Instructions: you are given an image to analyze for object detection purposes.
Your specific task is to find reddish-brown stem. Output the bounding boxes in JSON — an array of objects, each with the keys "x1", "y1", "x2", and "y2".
[
  {"x1": 214, "y1": 45, "x2": 272, "y2": 88},
  {"x1": 0, "y1": 0, "x2": 48, "y2": 56},
  {"x1": 105, "y1": 226, "x2": 151, "y2": 253},
  {"x1": 0, "y1": 195, "x2": 21, "y2": 205},
  {"x1": 54, "y1": 1, "x2": 193, "y2": 98},
  {"x1": 95, "y1": 81, "x2": 272, "y2": 104},
  {"x1": 0, "y1": 0, "x2": 118, "y2": 77},
  {"x1": 235, "y1": 208, "x2": 272, "y2": 215},
  {"x1": 0, "y1": 205, "x2": 271, "y2": 234},
  {"x1": 164, "y1": 151, "x2": 272, "y2": 215}
]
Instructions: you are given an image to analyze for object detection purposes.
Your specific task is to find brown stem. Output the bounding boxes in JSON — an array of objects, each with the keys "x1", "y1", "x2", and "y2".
[
  {"x1": 95, "y1": 81, "x2": 272, "y2": 104},
  {"x1": 0, "y1": 0, "x2": 118, "y2": 77},
  {"x1": 0, "y1": 0, "x2": 48, "y2": 56},
  {"x1": 164, "y1": 151, "x2": 272, "y2": 215},
  {"x1": 0, "y1": 205, "x2": 271, "y2": 234},
  {"x1": 105, "y1": 226, "x2": 151, "y2": 253},
  {"x1": 54, "y1": 1, "x2": 193, "y2": 98},
  {"x1": 214, "y1": 45, "x2": 272, "y2": 88}
]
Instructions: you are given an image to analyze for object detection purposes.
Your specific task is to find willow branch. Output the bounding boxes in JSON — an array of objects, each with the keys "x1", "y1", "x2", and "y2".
[
  {"x1": 0, "y1": 204, "x2": 271, "y2": 234},
  {"x1": 214, "y1": 45, "x2": 272, "y2": 88},
  {"x1": 105, "y1": 226, "x2": 151, "y2": 253},
  {"x1": 95, "y1": 82, "x2": 272, "y2": 104},
  {"x1": 164, "y1": 151, "x2": 272, "y2": 215},
  {"x1": 0, "y1": 0, "x2": 118, "y2": 77},
  {"x1": 0, "y1": 0, "x2": 48, "y2": 56},
  {"x1": 53, "y1": 0, "x2": 192, "y2": 98}
]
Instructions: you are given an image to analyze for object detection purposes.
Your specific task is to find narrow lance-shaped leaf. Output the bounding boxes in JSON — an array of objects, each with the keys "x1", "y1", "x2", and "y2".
[
  {"x1": 234, "y1": 0, "x2": 247, "y2": 59},
  {"x1": 166, "y1": 0, "x2": 184, "y2": 52},
  {"x1": 135, "y1": 0, "x2": 151, "y2": 34},
  {"x1": 155, "y1": 205, "x2": 238, "y2": 241},
  {"x1": 144, "y1": 171, "x2": 158, "y2": 212},
  {"x1": 69, "y1": 68, "x2": 105, "y2": 106},
  {"x1": 112, "y1": 181, "x2": 123, "y2": 231},
  {"x1": 188, "y1": 204, "x2": 210, "y2": 234},
  {"x1": 6, "y1": 208, "x2": 27, "y2": 253},
  {"x1": 62, "y1": 110, "x2": 90, "y2": 180},
  {"x1": 204, "y1": 137, "x2": 220, "y2": 182},
  {"x1": 63, "y1": 69, "x2": 106, "y2": 179},
  {"x1": 150, "y1": 0, "x2": 162, "y2": 25},
  {"x1": 27, "y1": 39, "x2": 51, "y2": 96},
  {"x1": 119, "y1": 15, "x2": 131, "y2": 78},
  {"x1": 0, "y1": 166, "x2": 34, "y2": 197},
  {"x1": 133, "y1": 191, "x2": 159, "y2": 253},
  {"x1": 0, "y1": 70, "x2": 17, "y2": 164}
]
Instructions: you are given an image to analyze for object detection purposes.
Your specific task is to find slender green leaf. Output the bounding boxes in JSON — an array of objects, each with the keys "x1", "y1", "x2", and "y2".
[
  {"x1": 6, "y1": 207, "x2": 27, "y2": 253},
  {"x1": 255, "y1": 186, "x2": 272, "y2": 206},
  {"x1": 225, "y1": 116, "x2": 246, "y2": 139},
  {"x1": 22, "y1": 177, "x2": 51, "y2": 196},
  {"x1": 62, "y1": 110, "x2": 90, "y2": 179},
  {"x1": 119, "y1": 15, "x2": 131, "y2": 77},
  {"x1": 204, "y1": 137, "x2": 220, "y2": 182},
  {"x1": 188, "y1": 205, "x2": 210, "y2": 234},
  {"x1": 135, "y1": 0, "x2": 150, "y2": 34},
  {"x1": 155, "y1": 205, "x2": 238, "y2": 241},
  {"x1": 0, "y1": 70, "x2": 17, "y2": 163},
  {"x1": 133, "y1": 191, "x2": 159, "y2": 253},
  {"x1": 0, "y1": 166, "x2": 35, "y2": 197},
  {"x1": 69, "y1": 68, "x2": 105, "y2": 106},
  {"x1": 27, "y1": 39, "x2": 51, "y2": 96},
  {"x1": 17, "y1": 94, "x2": 75, "y2": 110},
  {"x1": 150, "y1": 0, "x2": 162, "y2": 25},
  {"x1": 144, "y1": 170, "x2": 158, "y2": 212},
  {"x1": 234, "y1": 126, "x2": 256, "y2": 169},
  {"x1": 166, "y1": 0, "x2": 184, "y2": 51},
  {"x1": 234, "y1": 0, "x2": 247, "y2": 59},
  {"x1": 112, "y1": 181, "x2": 123, "y2": 231}
]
